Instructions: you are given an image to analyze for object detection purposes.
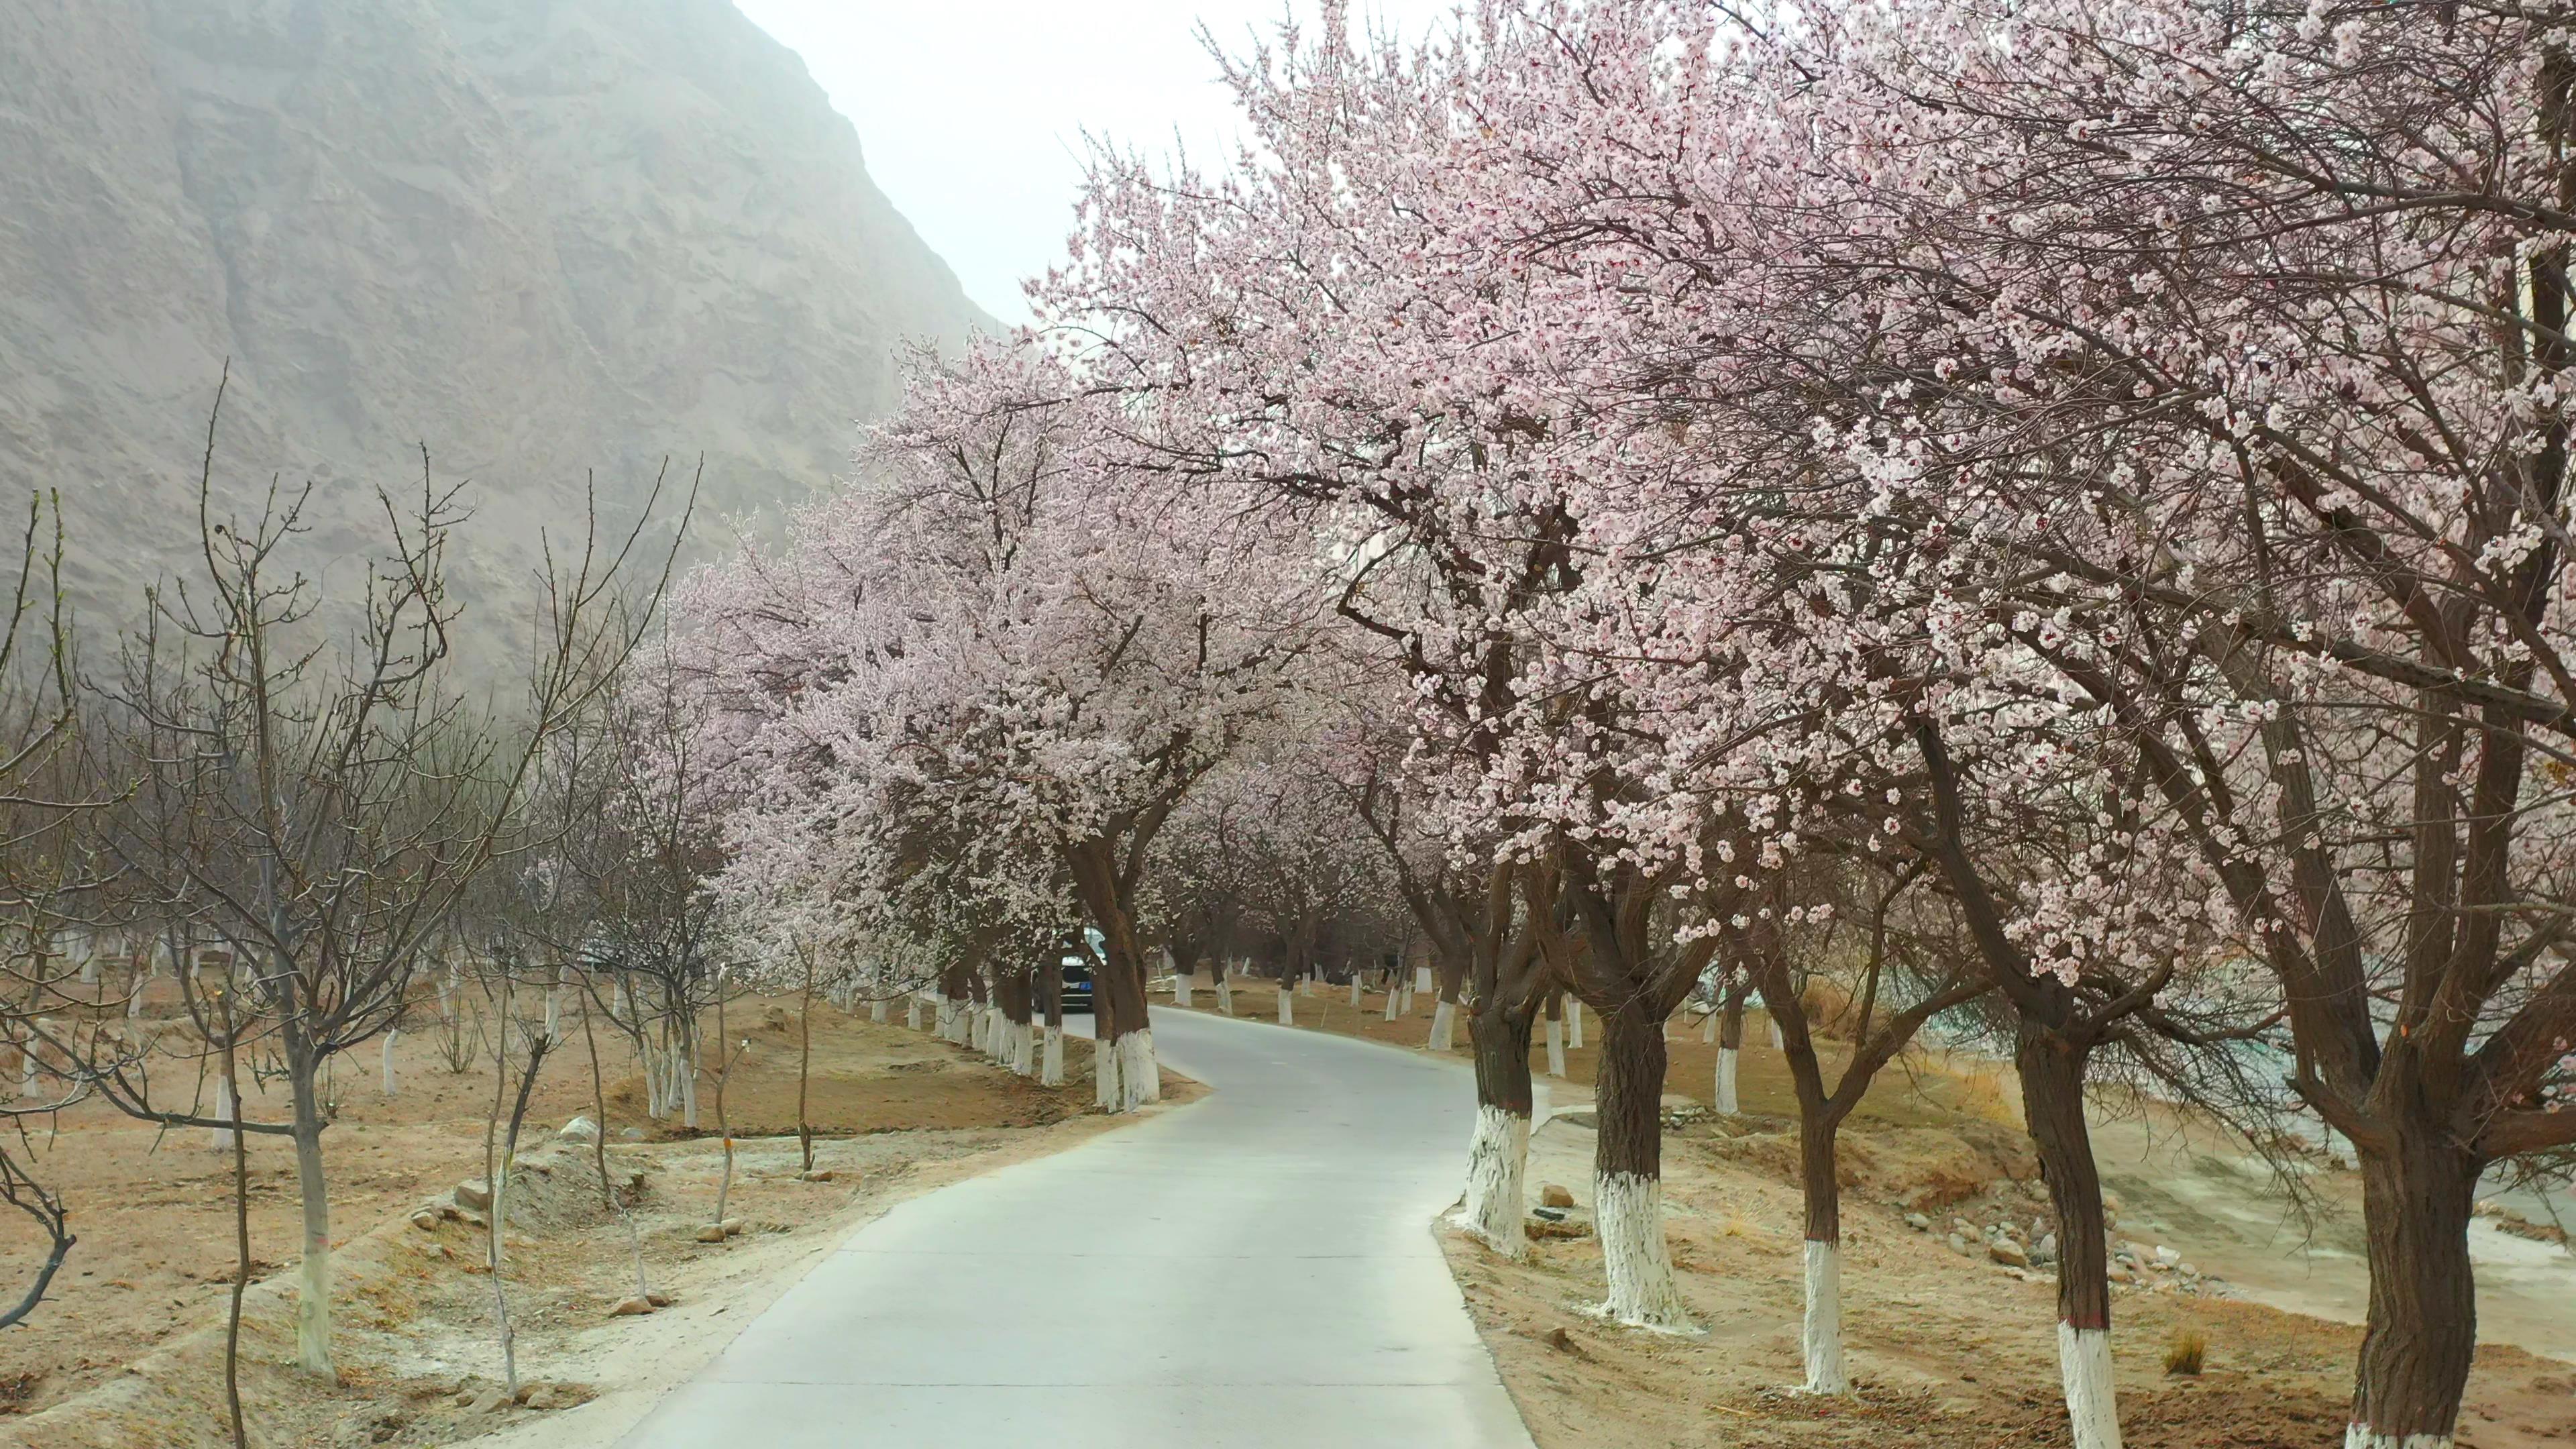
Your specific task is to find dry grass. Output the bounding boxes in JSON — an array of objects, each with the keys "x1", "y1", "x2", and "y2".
[{"x1": 2163, "y1": 1325, "x2": 2208, "y2": 1377}]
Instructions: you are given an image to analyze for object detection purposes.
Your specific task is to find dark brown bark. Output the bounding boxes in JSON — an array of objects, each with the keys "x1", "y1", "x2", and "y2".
[
  {"x1": 1595, "y1": 1001, "x2": 1669, "y2": 1182},
  {"x1": 1066, "y1": 838, "x2": 1152, "y2": 1046},
  {"x1": 1469, "y1": 999, "x2": 1536, "y2": 1120},
  {"x1": 1798, "y1": 1106, "x2": 1841, "y2": 1246},
  {"x1": 1718, "y1": 976, "x2": 1747, "y2": 1053},
  {"x1": 996, "y1": 964, "x2": 1033, "y2": 1030},
  {"x1": 2348, "y1": 1117, "x2": 2479, "y2": 1443},
  {"x1": 2017, "y1": 1023, "x2": 2110, "y2": 1333}
]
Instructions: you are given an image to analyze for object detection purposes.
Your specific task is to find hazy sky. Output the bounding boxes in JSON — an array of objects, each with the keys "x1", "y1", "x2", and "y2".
[{"x1": 735, "y1": 1, "x2": 1456, "y2": 326}]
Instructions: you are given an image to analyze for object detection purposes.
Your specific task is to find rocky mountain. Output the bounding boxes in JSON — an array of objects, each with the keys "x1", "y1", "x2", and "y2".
[{"x1": 0, "y1": 0, "x2": 992, "y2": 665}]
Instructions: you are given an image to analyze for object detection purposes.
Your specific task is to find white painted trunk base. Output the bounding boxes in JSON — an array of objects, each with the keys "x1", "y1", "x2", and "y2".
[
  {"x1": 1013, "y1": 1020, "x2": 1036, "y2": 1077},
  {"x1": 1382, "y1": 985, "x2": 1400, "y2": 1022},
  {"x1": 1429, "y1": 1000, "x2": 1456, "y2": 1052},
  {"x1": 211, "y1": 1075, "x2": 238, "y2": 1150},
  {"x1": 1567, "y1": 1002, "x2": 1583, "y2": 1049},
  {"x1": 906, "y1": 997, "x2": 923, "y2": 1031},
  {"x1": 381, "y1": 1032, "x2": 398, "y2": 1098},
  {"x1": 1277, "y1": 990, "x2": 1294, "y2": 1027},
  {"x1": 1701, "y1": 1012, "x2": 1717, "y2": 1043},
  {"x1": 1803, "y1": 1240, "x2": 1848, "y2": 1394},
  {"x1": 1175, "y1": 973, "x2": 1192, "y2": 1008},
  {"x1": 1118, "y1": 1028, "x2": 1160, "y2": 1108},
  {"x1": 295, "y1": 1244, "x2": 331, "y2": 1374},
  {"x1": 1349, "y1": 978, "x2": 1362, "y2": 1007},
  {"x1": 1216, "y1": 976, "x2": 1234, "y2": 1014},
  {"x1": 1769, "y1": 1018, "x2": 1784, "y2": 1050},
  {"x1": 2343, "y1": 1429, "x2": 2452, "y2": 1449},
  {"x1": 870, "y1": 999, "x2": 888, "y2": 1024},
  {"x1": 1040, "y1": 1025, "x2": 1064, "y2": 1087},
  {"x1": 1097, "y1": 1029, "x2": 1159, "y2": 1113},
  {"x1": 1714, "y1": 1048, "x2": 1739, "y2": 1116},
  {"x1": 1414, "y1": 966, "x2": 1434, "y2": 993},
  {"x1": 1545, "y1": 1016, "x2": 1566, "y2": 1078},
  {"x1": 1095, "y1": 1031, "x2": 1122, "y2": 1110},
  {"x1": 1450, "y1": 1104, "x2": 1530, "y2": 1258},
  {"x1": 2057, "y1": 1322, "x2": 2123, "y2": 1449},
  {"x1": 1591, "y1": 1172, "x2": 1696, "y2": 1332}
]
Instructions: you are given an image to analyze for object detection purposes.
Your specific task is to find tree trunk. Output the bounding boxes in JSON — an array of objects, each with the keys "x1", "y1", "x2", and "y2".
[
  {"x1": 211, "y1": 1073, "x2": 239, "y2": 1151},
  {"x1": 381, "y1": 1030, "x2": 398, "y2": 1098},
  {"x1": 679, "y1": 1026, "x2": 700, "y2": 1130},
  {"x1": 1798, "y1": 1107, "x2": 1848, "y2": 1393},
  {"x1": 1566, "y1": 997, "x2": 1582, "y2": 1049},
  {"x1": 2345, "y1": 1125, "x2": 2479, "y2": 1449},
  {"x1": 286, "y1": 1040, "x2": 335, "y2": 1377},
  {"x1": 1456, "y1": 1000, "x2": 1537, "y2": 1257},
  {"x1": 1040, "y1": 957, "x2": 1066, "y2": 1087},
  {"x1": 1276, "y1": 976, "x2": 1295, "y2": 1026},
  {"x1": 2017, "y1": 1024, "x2": 2120, "y2": 1449},
  {"x1": 1543, "y1": 993, "x2": 1566, "y2": 1079},
  {"x1": 1714, "y1": 983, "x2": 1746, "y2": 1116},
  {"x1": 797, "y1": 955, "x2": 816, "y2": 1174},
  {"x1": 220, "y1": 1016, "x2": 250, "y2": 1449},
  {"x1": 1593, "y1": 1002, "x2": 1691, "y2": 1330},
  {"x1": 1066, "y1": 840, "x2": 1157, "y2": 1113},
  {"x1": 1430, "y1": 952, "x2": 1464, "y2": 1051}
]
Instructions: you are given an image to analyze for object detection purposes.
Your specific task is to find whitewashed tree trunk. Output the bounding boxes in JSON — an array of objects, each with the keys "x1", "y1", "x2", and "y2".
[
  {"x1": 17, "y1": 1038, "x2": 38, "y2": 1102},
  {"x1": 1095, "y1": 1032, "x2": 1122, "y2": 1110},
  {"x1": 543, "y1": 986, "x2": 560, "y2": 1044},
  {"x1": 906, "y1": 996, "x2": 924, "y2": 1031},
  {"x1": 1452, "y1": 1104, "x2": 1530, "y2": 1259},
  {"x1": 381, "y1": 1031, "x2": 398, "y2": 1097},
  {"x1": 1216, "y1": 974, "x2": 1234, "y2": 1014},
  {"x1": 1013, "y1": 1021, "x2": 1035, "y2": 1077},
  {"x1": 1430, "y1": 999, "x2": 1457, "y2": 1051},
  {"x1": 1413, "y1": 965, "x2": 1434, "y2": 993},
  {"x1": 1277, "y1": 987, "x2": 1295, "y2": 1027},
  {"x1": 211, "y1": 1073, "x2": 238, "y2": 1150},
  {"x1": 1382, "y1": 983, "x2": 1401, "y2": 1021},
  {"x1": 1768, "y1": 1016, "x2": 1784, "y2": 1050},
  {"x1": 1349, "y1": 977, "x2": 1362, "y2": 1007},
  {"x1": 1701, "y1": 1011, "x2": 1718, "y2": 1043},
  {"x1": 1714, "y1": 1048, "x2": 1740, "y2": 1116},
  {"x1": 679, "y1": 1038, "x2": 700, "y2": 1131},
  {"x1": 1114, "y1": 1028, "x2": 1159, "y2": 1111},
  {"x1": 1803, "y1": 1240, "x2": 1849, "y2": 1394},
  {"x1": 870, "y1": 998, "x2": 888, "y2": 1024},
  {"x1": 1174, "y1": 970, "x2": 1192, "y2": 1008},
  {"x1": 1567, "y1": 1000, "x2": 1584, "y2": 1049},
  {"x1": 1545, "y1": 1015, "x2": 1566, "y2": 1079},
  {"x1": 2057, "y1": 1324, "x2": 2122, "y2": 1449},
  {"x1": 1593, "y1": 1173, "x2": 1695, "y2": 1331},
  {"x1": 1040, "y1": 1024, "x2": 1064, "y2": 1086}
]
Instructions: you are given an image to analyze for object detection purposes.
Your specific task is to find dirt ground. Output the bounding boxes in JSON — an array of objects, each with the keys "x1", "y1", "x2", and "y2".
[
  {"x1": 1177, "y1": 973, "x2": 2576, "y2": 1447},
  {"x1": 0, "y1": 991, "x2": 1187, "y2": 1448}
]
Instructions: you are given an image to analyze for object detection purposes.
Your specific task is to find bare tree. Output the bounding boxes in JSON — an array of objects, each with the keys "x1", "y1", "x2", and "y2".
[{"x1": 53, "y1": 380, "x2": 686, "y2": 1375}]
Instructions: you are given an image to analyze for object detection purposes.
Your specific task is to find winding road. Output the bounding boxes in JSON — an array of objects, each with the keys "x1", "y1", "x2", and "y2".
[{"x1": 617, "y1": 1006, "x2": 1540, "y2": 1448}]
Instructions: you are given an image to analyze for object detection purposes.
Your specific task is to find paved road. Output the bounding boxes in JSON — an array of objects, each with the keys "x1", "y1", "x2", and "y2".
[{"x1": 619, "y1": 1006, "x2": 1540, "y2": 1448}]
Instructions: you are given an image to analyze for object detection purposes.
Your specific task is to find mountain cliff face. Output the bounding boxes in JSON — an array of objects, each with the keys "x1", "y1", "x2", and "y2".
[{"x1": 0, "y1": 0, "x2": 990, "y2": 657}]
